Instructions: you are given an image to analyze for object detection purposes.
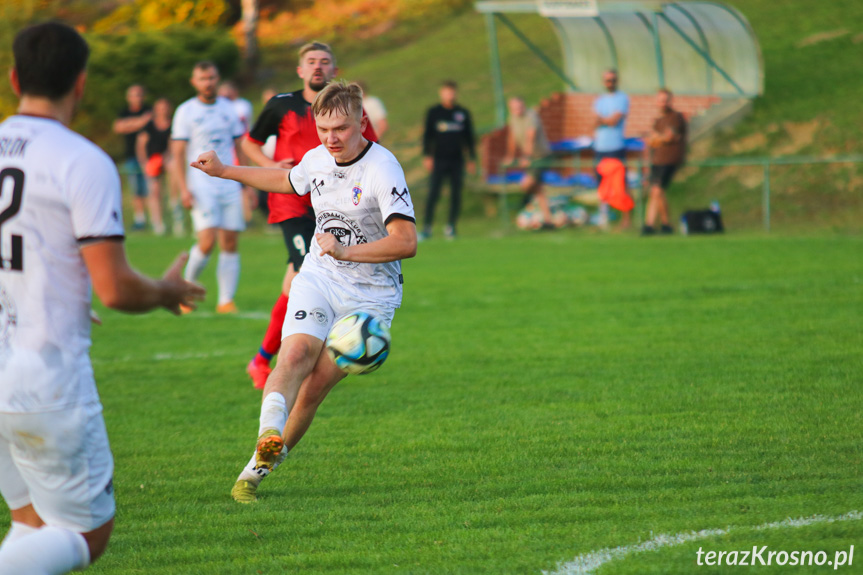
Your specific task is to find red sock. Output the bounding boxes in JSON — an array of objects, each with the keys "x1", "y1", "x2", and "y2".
[{"x1": 256, "y1": 293, "x2": 288, "y2": 364}]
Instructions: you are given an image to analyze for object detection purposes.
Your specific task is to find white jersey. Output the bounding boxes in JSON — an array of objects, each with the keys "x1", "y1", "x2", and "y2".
[
  {"x1": 288, "y1": 141, "x2": 415, "y2": 308},
  {"x1": 0, "y1": 116, "x2": 124, "y2": 413},
  {"x1": 171, "y1": 96, "x2": 244, "y2": 195},
  {"x1": 230, "y1": 97, "x2": 254, "y2": 133}
]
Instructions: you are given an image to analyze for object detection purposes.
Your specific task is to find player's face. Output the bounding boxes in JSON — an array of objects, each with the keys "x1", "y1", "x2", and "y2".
[
  {"x1": 603, "y1": 73, "x2": 618, "y2": 92},
  {"x1": 191, "y1": 67, "x2": 220, "y2": 103},
  {"x1": 657, "y1": 91, "x2": 671, "y2": 110},
  {"x1": 315, "y1": 109, "x2": 368, "y2": 163},
  {"x1": 298, "y1": 50, "x2": 337, "y2": 93}
]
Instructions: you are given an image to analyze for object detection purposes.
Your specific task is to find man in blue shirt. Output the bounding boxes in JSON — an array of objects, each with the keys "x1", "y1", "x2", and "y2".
[{"x1": 593, "y1": 69, "x2": 630, "y2": 228}]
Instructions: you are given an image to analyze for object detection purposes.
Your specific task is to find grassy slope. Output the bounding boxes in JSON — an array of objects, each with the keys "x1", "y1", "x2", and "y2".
[
  {"x1": 46, "y1": 231, "x2": 862, "y2": 574},
  {"x1": 252, "y1": 1, "x2": 863, "y2": 232}
]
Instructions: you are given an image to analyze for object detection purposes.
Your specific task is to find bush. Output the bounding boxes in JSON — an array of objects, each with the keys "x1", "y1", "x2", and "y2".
[{"x1": 78, "y1": 26, "x2": 239, "y2": 156}]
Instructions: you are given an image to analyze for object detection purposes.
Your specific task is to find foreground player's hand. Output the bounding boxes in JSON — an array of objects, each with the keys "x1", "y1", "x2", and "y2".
[
  {"x1": 161, "y1": 252, "x2": 206, "y2": 315},
  {"x1": 190, "y1": 150, "x2": 225, "y2": 177},
  {"x1": 316, "y1": 232, "x2": 346, "y2": 260}
]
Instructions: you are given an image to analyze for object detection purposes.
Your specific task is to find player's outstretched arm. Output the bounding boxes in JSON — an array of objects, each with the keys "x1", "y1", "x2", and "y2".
[
  {"x1": 316, "y1": 218, "x2": 417, "y2": 264},
  {"x1": 191, "y1": 150, "x2": 295, "y2": 194},
  {"x1": 82, "y1": 240, "x2": 206, "y2": 314}
]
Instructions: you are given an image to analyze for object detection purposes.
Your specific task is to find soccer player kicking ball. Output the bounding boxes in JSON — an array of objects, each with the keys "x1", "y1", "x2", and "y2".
[
  {"x1": 191, "y1": 81, "x2": 417, "y2": 503},
  {"x1": 0, "y1": 23, "x2": 205, "y2": 574}
]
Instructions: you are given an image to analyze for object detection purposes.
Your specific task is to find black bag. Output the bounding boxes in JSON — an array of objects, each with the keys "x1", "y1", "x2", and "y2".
[{"x1": 681, "y1": 209, "x2": 724, "y2": 235}]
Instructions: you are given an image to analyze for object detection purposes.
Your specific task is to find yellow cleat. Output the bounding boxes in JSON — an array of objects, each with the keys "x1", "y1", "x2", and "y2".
[{"x1": 231, "y1": 480, "x2": 258, "y2": 504}]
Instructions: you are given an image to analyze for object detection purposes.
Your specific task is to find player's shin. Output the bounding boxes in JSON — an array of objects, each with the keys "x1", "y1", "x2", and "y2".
[
  {"x1": 216, "y1": 252, "x2": 240, "y2": 305},
  {"x1": 184, "y1": 244, "x2": 210, "y2": 282}
]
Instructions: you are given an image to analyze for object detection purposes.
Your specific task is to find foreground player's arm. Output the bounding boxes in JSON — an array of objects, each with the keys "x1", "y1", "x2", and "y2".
[
  {"x1": 82, "y1": 241, "x2": 205, "y2": 314},
  {"x1": 317, "y1": 218, "x2": 417, "y2": 263},
  {"x1": 191, "y1": 150, "x2": 294, "y2": 194}
]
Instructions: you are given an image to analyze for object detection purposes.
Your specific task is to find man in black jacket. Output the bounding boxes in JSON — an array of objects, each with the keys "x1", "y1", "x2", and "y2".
[{"x1": 421, "y1": 80, "x2": 475, "y2": 240}]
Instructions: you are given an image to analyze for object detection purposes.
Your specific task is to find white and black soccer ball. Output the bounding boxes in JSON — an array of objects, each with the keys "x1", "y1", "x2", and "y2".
[{"x1": 325, "y1": 312, "x2": 391, "y2": 375}]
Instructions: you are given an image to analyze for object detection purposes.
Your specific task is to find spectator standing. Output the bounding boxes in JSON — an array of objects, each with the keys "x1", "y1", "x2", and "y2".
[
  {"x1": 421, "y1": 80, "x2": 476, "y2": 240},
  {"x1": 643, "y1": 88, "x2": 687, "y2": 235},
  {"x1": 593, "y1": 69, "x2": 630, "y2": 229},
  {"x1": 135, "y1": 98, "x2": 174, "y2": 236},
  {"x1": 113, "y1": 84, "x2": 152, "y2": 231},
  {"x1": 218, "y1": 81, "x2": 257, "y2": 223},
  {"x1": 358, "y1": 80, "x2": 388, "y2": 140},
  {"x1": 502, "y1": 96, "x2": 555, "y2": 229}
]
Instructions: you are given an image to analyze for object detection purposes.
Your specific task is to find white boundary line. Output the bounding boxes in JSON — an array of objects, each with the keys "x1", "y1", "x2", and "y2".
[
  {"x1": 544, "y1": 511, "x2": 863, "y2": 575},
  {"x1": 92, "y1": 350, "x2": 248, "y2": 364}
]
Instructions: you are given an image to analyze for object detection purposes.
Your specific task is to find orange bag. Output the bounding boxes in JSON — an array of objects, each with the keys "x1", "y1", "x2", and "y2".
[
  {"x1": 145, "y1": 153, "x2": 164, "y2": 178},
  {"x1": 597, "y1": 157, "x2": 634, "y2": 212}
]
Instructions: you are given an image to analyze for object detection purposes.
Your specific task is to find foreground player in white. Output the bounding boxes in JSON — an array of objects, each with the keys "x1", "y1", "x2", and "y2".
[
  {"x1": 192, "y1": 81, "x2": 417, "y2": 503},
  {"x1": 172, "y1": 61, "x2": 247, "y2": 314},
  {"x1": 0, "y1": 23, "x2": 205, "y2": 574}
]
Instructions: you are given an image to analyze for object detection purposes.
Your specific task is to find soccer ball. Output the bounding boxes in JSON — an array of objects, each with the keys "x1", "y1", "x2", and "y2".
[{"x1": 325, "y1": 312, "x2": 391, "y2": 375}]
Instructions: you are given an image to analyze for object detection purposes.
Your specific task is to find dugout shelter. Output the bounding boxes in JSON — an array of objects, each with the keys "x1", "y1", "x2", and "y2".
[{"x1": 475, "y1": 0, "x2": 764, "y2": 201}]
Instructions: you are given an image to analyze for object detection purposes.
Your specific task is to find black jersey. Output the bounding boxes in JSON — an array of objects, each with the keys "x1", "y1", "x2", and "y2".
[{"x1": 422, "y1": 104, "x2": 475, "y2": 162}]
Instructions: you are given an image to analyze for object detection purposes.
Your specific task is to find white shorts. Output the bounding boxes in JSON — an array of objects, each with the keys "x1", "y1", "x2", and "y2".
[
  {"x1": 282, "y1": 269, "x2": 396, "y2": 342},
  {"x1": 190, "y1": 188, "x2": 245, "y2": 232},
  {"x1": 0, "y1": 402, "x2": 115, "y2": 532}
]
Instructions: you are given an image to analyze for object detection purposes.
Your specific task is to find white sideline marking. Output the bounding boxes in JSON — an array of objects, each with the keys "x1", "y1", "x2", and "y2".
[
  {"x1": 544, "y1": 510, "x2": 863, "y2": 575},
  {"x1": 182, "y1": 311, "x2": 270, "y2": 320},
  {"x1": 93, "y1": 350, "x2": 247, "y2": 364}
]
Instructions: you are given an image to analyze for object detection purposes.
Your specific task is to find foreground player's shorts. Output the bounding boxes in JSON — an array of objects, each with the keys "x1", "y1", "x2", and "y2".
[
  {"x1": 282, "y1": 269, "x2": 396, "y2": 342},
  {"x1": 190, "y1": 187, "x2": 246, "y2": 232},
  {"x1": 0, "y1": 401, "x2": 116, "y2": 532}
]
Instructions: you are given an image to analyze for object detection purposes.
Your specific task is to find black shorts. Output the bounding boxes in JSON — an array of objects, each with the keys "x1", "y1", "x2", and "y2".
[
  {"x1": 278, "y1": 217, "x2": 316, "y2": 270},
  {"x1": 649, "y1": 164, "x2": 680, "y2": 189}
]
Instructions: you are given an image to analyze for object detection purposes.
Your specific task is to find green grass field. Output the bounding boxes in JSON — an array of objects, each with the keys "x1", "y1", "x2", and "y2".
[{"x1": 9, "y1": 228, "x2": 857, "y2": 574}]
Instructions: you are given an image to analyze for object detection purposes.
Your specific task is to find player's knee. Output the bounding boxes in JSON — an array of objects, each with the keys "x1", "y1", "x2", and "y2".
[
  {"x1": 277, "y1": 340, "x2": 316, "y2": 371},
  {"x1": 82, "y1": 518, "x2": 114, "y2": 564}
]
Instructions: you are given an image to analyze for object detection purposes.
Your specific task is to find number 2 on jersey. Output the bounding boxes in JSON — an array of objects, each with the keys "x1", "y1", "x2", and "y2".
[{"x1": 0, "y1": 167, "x2": 24, "y2": 272}]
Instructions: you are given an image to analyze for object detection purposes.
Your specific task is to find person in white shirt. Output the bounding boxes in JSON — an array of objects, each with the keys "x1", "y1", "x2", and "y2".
[
  {"x1": 357, "y1": 80, "x2": 388, "y2": 140},
  {"x1": 217, "y1": 80, "x2": 258, "y2": 223},
  {"x1": 0, "y1": 22, "x2": 204, "y2": 575},
  {"x1": 192, "y1": 81, "x2": 417, "y2": 504},
  {"x1": 171, "y1": 62, "x2": 247, "y2": 314}
]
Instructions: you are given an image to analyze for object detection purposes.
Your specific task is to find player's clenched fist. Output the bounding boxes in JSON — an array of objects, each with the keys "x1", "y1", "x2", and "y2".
[
  {"x1": 191, "y1": 150, "x2": 225, "y2": 177},
  {"x1": 316, "y1": 232, "x2": 346, "y2": 260}
]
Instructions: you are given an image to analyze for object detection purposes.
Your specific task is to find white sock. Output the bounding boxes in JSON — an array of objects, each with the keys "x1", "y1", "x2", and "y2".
[
  {"x1": 0, "y1": 521, "x2": 38, "y2": 552},
  {"x1": 216, "y1": 252, "x2": 240, "y2": 306},
  {"x1": 184, "y1": 244, "x2": 210, "y2": 282},
  {"x1": 237, "y1": 445, "x2": 288, "y2": 485},
  {"x1": 0, "y1": 525, "x2": 90, "y2": 575},
  {"x1": 259, "y1": 392, "x2": 287, "y2": 436}
]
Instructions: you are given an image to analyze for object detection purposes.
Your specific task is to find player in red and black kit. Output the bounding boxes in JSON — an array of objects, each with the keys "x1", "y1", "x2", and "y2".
[{"x1": 242, "y1": 41, "x2": 377, "y2": 389}]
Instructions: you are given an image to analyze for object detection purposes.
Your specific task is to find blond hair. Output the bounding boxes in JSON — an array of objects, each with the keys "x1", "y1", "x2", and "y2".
[
  {"x1": 298, "y1": 41, "x2": 335, "y2": 65},
  {"x1": 311, "y1": 80, "x2": 363, "y2": 122}
]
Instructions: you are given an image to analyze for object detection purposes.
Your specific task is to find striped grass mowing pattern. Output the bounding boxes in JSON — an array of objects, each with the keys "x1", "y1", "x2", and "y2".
[{"x1": 9, "y1": 230, "x2": 860, "y2": 574}]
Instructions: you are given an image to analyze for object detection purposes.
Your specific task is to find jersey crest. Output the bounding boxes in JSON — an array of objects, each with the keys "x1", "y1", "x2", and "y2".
[{"x1": 352, "y1": 183, "x2": 363, "y2": 206}]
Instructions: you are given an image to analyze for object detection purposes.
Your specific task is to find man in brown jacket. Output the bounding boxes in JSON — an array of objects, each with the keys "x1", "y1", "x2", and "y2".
[{"x1": 644, "y1": 88, "x2": 687, "y2": 235}]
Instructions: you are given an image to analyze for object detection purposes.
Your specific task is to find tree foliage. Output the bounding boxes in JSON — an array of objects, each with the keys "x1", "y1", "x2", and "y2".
[
  {"x1": 93, "y1": 0, "x2": 230, "y2": 33},
  {"x1": 79, "y1": 26, "x2": 240, "y2": 154}
]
